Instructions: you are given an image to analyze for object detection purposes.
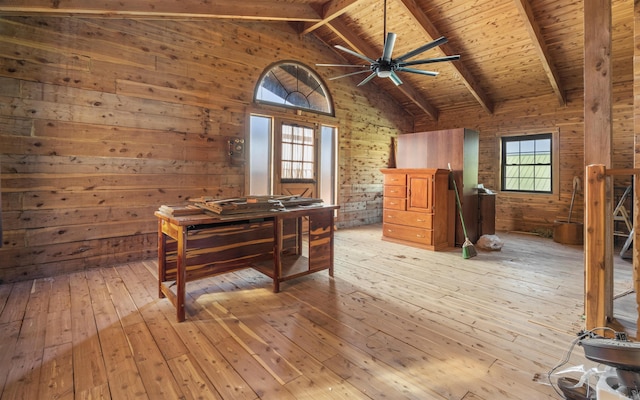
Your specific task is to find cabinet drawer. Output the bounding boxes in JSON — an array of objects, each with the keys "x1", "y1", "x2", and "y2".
[
  {"x1": 383, "y1": 197, "x2": 406, "y2": 210},
  {"x1": 384, "y1": 174, "x2": 406, "y2": 186},
  {"x1": 383, "y1": 223, "x2": 433, "y2": 245},
  {"x1": 383, "y1": 210, "x2": 432, "y2": 228},
  {"x1": 384, "y1": 185, "x2": 406, "y2": 198}
]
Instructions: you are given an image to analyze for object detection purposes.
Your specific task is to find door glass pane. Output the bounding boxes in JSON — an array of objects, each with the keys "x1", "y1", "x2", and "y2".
[
  {"x1": 281, "y1": 124, "x2": 314, "y2": 180},
  {"x1": 249, "y1": 115, "x2": 272, "y2": 195},
  {"x1": 319, "y1": 126, "x2": 336, "y2": 204}
]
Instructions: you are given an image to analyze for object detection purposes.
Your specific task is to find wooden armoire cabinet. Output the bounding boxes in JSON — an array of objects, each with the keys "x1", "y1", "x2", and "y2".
[
  {"x1": 395, "y1": 128, "x2": 479, "y2": 245},
  {"x1": 380, "y1": 168, "x2": 454, "y2": 250}
]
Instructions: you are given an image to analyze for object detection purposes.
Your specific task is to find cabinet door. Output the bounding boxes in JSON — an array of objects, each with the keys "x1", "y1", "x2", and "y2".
[{"x1": 407, "y1": 174, "x2": 432, "y2": 212}]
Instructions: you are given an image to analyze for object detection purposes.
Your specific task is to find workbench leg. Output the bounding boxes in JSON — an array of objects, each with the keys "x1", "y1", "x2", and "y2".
[
  {"x1": 329, "y1": 211, "x2": 335, "y2": 278},
  {"x1": 176, "y1": 226, "x2": 187, "y2": 322},
  {"x1": 297, "y1": 216, "x2": 303, "y2": 255},
  {"x1": 157, "y1": 219, "x2": 166, "y2": 299},
  {"x1": 273, "y1": 217, "x2": 281, "y2": 293}
]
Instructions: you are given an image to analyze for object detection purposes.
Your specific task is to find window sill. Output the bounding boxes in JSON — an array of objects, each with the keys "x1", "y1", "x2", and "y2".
[{"x1": 496, "y1": 190, "x2": 560, "y2": 201}]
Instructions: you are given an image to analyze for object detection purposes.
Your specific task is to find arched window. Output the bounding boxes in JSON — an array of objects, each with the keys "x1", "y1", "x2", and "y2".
[{"x1": 255, "y1": 61, "x2": 333, "y2": 116}]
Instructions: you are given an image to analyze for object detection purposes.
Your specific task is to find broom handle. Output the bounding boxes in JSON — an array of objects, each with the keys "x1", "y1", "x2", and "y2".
[{"x1": 450, "y1": 170, "x2": 469, "y2": 239}]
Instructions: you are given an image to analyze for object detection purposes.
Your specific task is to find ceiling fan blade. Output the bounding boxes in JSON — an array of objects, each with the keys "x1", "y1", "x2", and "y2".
[
  {"x1": 329, "y1": 69, "x2": 372, "y2": 80},
  {"x1": 396, "y1": 36, "x2": 448, "y2": 62},
  {"x1": 382, "y1": 32, "x2": 397, "y2": 62},
  {"x1": 335, "y1": 45, "x2": 376, "y2": 63},
  {"x1": 357, "y1": 72, "x2": 377, "y2": 86},
  {"x1": 316, "y1": 63, "x2": 370, "y2": 68},
  {"x1": 399, "y1": 55, "x2": 460, "y2": 67},
  {"x1": 396, "y1": 67, "x2": 439, "y2": 77},
  {"x1": 389, "y1": 71, "x2": 403, "y2": 86}
]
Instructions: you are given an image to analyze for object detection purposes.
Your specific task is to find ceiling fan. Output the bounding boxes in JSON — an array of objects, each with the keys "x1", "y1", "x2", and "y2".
[{"x1": 317, "y1": 1, "x2": 459, "y2": 86}]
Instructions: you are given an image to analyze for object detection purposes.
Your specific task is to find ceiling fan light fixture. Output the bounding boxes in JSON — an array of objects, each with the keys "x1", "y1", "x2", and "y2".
[{"x1": 318, "y1": 0, "x2": 459, "y2": 87}]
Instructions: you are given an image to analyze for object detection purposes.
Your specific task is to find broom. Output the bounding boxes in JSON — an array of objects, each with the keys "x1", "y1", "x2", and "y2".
[{"x1": 449, "y1": 165, "x2": 477, "y2": 259}]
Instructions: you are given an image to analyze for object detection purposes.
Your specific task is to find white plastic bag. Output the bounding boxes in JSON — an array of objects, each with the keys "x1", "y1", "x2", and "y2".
[{"x1": 476, "y1": 234, "x2": 504, "y2": 251}]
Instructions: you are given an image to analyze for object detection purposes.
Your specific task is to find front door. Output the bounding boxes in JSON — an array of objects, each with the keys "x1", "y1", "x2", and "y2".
[{"x1": 274, "y1": 122, "x2": 318, "y2": 199}]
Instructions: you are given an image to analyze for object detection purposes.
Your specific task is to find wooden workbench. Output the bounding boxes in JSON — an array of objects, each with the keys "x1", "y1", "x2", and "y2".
[{"x1": 155, "y1": 205, "x2": 339, "y2": 321}]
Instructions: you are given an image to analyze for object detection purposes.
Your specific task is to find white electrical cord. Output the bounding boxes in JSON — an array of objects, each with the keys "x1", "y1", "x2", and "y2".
[{"x1": 547, "y1": 327, "x2": 618, "y2": 398}]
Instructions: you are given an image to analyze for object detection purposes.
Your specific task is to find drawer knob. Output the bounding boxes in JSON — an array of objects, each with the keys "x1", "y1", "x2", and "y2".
[
  {"x1": 416, "y1": 234, "x2": 424, "y2": 238},
  {"x1": 416, "y1": 219, "x2": 425, "y2": 222}
]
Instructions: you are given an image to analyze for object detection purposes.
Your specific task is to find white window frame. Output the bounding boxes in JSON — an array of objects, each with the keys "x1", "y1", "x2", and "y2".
[{"x1": 497, "y1": 128, "x2": 560, "y2": 198}]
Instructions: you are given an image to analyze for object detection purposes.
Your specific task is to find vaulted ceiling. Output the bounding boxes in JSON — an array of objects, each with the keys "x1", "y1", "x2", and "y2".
[{"x1": 0, "y1": 0, "x2": 633, "y2": 120}]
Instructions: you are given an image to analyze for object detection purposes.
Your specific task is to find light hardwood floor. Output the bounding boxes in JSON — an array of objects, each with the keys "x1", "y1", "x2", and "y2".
[{"x1": 0, "y1": 224, "x2": 634, "y2": 399}]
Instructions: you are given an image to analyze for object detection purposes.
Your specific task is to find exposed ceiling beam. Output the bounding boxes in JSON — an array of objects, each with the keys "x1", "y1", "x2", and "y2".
[
  {"x1": 326, "y1": 17, "x2": 439, "y2": 119},
  {"x1": 0, "y1": 0, "x2": 322, "y2": 21},
  {"x1": 398, "y1": 0, "x2": 494, "y2": 115},
  {"x1": 512, "y1": 0, "x2": 566, "y2": 106},
  {"x1": 394, "y1": 83, "x2": 439, "y2": 120},
  {"x1": 299, "y1": 0, "x2": 364, "y2": 35}
]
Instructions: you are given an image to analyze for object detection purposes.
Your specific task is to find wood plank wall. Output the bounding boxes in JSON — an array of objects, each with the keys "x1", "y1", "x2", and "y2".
[
  {"x1": 414, "y1": 84, "x2": 634, "y2": 232},
  {"x1": 0, "y1": 16, "x2": 410, "y2": 282},
  {"x1": 633, "y1": 0, "x2": 640, "y2": 331}
]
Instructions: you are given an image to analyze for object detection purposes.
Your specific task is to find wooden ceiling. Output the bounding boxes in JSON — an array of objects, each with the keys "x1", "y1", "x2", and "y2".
[{"x1": 0, "y1": 0, "x2": 633, "y2": 120}]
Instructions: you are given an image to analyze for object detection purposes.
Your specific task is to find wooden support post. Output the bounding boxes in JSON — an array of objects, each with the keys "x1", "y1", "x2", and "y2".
[
  {"x1": 635, "y1": 173, "x2": 640, "y2": 339},
  {"x1": 633, "y1": 0, "x2": 640, "y2": 340},
  {"x1": 583, "y1": 0, "x2": 612, "y2": 167},
  {"x1": 584, "y1": 0, "x2": 614, "y2": 333},
  {"x1": 585, "y1": 164, "x2": 613, "y2": 330},
  {"x1": 0, "y1": 159, "x2": 2, "y2": 248}
]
